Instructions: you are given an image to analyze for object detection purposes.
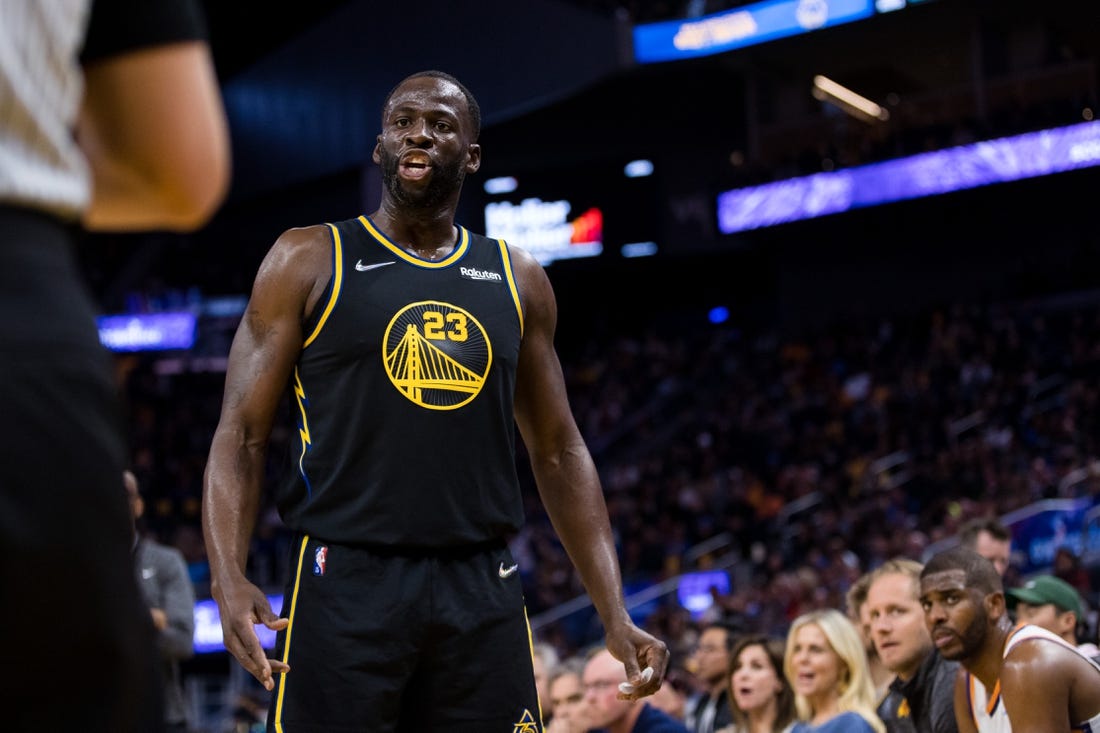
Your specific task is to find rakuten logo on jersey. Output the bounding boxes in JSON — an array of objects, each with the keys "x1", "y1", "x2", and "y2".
[{"x1": 460, "y1": 266, "x2": 503, "y2": 282}]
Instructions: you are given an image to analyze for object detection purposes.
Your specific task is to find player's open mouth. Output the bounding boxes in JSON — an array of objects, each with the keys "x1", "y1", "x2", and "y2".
[{"x1": 400, "y1": 153, "x2": 432, "y2": 180}]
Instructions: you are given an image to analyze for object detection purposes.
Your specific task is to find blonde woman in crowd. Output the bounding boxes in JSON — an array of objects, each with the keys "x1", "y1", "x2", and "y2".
[
  {"x1": 717, "y1": 635, "x2": 797, "y2": 733},
  {"x1": 784, "y1": 610, "x2": 885, "y2": 733}
]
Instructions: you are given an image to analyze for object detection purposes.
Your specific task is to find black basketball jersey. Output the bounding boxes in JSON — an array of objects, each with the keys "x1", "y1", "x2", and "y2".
[{"x1": 274, "y1": 215, "x2": 526, "y2": 547}]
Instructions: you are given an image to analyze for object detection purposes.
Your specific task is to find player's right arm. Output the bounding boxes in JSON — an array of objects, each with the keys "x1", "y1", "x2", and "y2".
[{"x1": 201, "y1": 225, "x2": 332, "y2": 690}]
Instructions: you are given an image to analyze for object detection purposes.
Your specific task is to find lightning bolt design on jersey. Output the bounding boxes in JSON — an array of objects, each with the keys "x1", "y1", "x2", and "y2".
[{"x1": 293, "y1": 368, "x2": 315, "y2": 498}]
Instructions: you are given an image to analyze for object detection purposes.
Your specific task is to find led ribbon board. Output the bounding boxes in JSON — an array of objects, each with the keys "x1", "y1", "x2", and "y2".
[
  {"x1": 632, "y1": 0, "x2": 875, "y2": 64},
  {"x1": 717, "y1": 120, "x2": 1100, "y2": 234}
]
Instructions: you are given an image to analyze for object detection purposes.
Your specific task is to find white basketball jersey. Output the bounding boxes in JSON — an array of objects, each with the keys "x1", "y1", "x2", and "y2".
[{"x1": 966, "y1": 623, "x2": 1100, "y2": 732}]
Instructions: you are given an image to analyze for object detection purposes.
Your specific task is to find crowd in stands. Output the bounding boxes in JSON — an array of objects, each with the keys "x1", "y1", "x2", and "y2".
[
  {"x1": 524, "y1": 531, "x2": 1100, "y2": 732},
  {"x1": 527, "y1": 292, "x2": 1100, "y2": 647},
  {"x1": 121, "y1": 287, "x2": 1100, "y2": 609},
  {"x1": 116, "y1": 275, "x2": 1100, "y2": 729}
]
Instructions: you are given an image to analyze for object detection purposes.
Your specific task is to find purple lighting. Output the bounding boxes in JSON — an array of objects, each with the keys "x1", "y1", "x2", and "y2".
[
  {"x1": 98, "y1": 311, "x2": 197, "y2": 352},
  {"x1": 194, "y1": 595, "x2": 283, "y2": 653},
  {"x1": 717, "y1": 120, "x2": 1100, "y2": 234}
]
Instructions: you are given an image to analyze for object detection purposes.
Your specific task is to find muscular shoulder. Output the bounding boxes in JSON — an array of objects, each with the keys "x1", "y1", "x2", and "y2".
[
  {"x1": 504, "y1": 241, "x2": 543, "y2": 286},
  {"x1": 1001, "y1": 635, "x2": 1087, "y2": 692},
  {"x1": 266, "y1": 224, "x2": 332, "y2": 268},
  {"x1": 1001, "y1": 636, "x2": 1100, "y2": 728},
  {"x1": 503, "y1": 242, "x2": 553, "y2": 320},
  {"x1": 255, "y1": 224, "x2": 334, "y2": 316}
]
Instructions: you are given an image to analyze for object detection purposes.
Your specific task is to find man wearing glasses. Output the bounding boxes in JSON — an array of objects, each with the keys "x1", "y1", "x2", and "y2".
[
  {"x1": 685, "y1": 621, "x2": 737, "y2": 733},
  {"x1": 580, "y1": 646, "x2": 691, "y2": 732}
]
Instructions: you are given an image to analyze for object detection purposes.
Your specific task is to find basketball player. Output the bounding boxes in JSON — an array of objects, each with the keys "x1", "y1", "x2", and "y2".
[
  {"x1": 202, "y1": 70, "x2": 669, "y2": 731},
  {"x1": 919, "y1": 547, "x2": 1100, "y2": 732}
]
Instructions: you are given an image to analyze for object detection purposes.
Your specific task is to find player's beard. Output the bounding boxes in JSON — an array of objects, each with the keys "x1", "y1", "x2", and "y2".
[
  {"x1": 939, "y1": 612, "x2": 988, "y2": 662},
  {"x1": 379, "y1": 147, "x2": 466, "y2": 210}
]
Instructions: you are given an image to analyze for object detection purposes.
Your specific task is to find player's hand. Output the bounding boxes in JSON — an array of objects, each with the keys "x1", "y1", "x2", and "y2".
[
  {"x1": 214, "y1": 577, "x2": 290, "y2": 690},
  {"x1": 605, "y1": 622, "x2": 669, "y2": 701}
]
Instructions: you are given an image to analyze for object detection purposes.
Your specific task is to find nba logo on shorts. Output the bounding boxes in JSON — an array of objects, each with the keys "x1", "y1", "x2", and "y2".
[{"x1": 313, "y1": 545, "x2": 328, "y2": 576}]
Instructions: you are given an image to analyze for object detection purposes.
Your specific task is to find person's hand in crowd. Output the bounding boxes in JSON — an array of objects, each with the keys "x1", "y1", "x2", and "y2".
[{"x1": 150, "y1": 607, "x2": 169, "y2": 631}]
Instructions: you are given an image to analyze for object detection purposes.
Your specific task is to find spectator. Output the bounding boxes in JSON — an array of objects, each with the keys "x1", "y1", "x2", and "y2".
[
  {"x1": 1006, "y1": 574, "x2": 1100, "y2": 662},
  {"x1": 650, "y1": 668, "x2": 695, "y2": 722},
  {"x1": 583, "y1": 646, "x2": 692, "y2": 732},
  {"x1": 1052, "y1": 546, "x2": 1091, "y2": 600},
  {"x1": 865, "y1": 558, "x2": 958, "y2": 733},
  {"x1": 784, "y1": 609, "x2": 885, "y2": 733},
  {"x1": 686, "y1": 621, "x2": 738, "y2": 733},
  {"x1": 546, "y1": 657, "x2": 588, "y2": 733},
  {"x1": 957, "y1": 517, "x2": 1012, "y2": 577},
  {"x1": 846, "y1": 570, "x2": 894, "y2": 705},
  {"x1": 126, "y1": 470, "x2": 197, "y2": 732},
  {"x1": 720, "y1": 634, "x2": 796, "y2": 733},
  {"x1": 535, "y1": 641, "x2": 562, "y2": 720}
]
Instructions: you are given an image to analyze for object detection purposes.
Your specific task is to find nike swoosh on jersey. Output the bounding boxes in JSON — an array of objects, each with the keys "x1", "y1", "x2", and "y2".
[
  {"x1": 355, "y1": 260, "x2": 396, "y2": 272},
  {"x1": 498, "y1": 562, "x2": 519, "y2": 578}
]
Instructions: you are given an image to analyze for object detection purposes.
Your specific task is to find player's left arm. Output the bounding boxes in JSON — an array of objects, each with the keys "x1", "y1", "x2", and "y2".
[
  {"x1": 1000, "y1": 640, "x2": 1074, "y2": 733},
  {"x1": 510, "y1": 247, "x2": 668, "y2": 699}
]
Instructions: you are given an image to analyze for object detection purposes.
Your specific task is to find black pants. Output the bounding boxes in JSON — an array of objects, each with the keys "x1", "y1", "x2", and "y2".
[{"x1": 0, "y1": 207, "x2": 165, "y2": 731}]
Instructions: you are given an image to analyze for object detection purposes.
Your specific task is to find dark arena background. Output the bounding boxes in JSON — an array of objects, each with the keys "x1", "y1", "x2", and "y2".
[{"x1": 79, "y1": 0, "x2": 1100, "y2": 729}]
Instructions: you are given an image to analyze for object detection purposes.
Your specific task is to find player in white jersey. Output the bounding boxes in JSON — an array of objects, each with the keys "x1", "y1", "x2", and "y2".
[{"x1": 919, "y1": 547, "x2": 1100, "y2": 733}]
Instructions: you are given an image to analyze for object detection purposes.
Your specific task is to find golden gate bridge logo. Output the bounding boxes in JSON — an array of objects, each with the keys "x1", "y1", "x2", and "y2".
[{"x1": 383, "y1": 300, "x2": 492, "y2": 410}]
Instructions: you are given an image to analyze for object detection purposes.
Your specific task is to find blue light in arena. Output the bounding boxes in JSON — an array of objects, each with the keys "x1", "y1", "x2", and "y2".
[
  {"x1": 624, "y1": 159, "x2": 654, "y2": 178},
  {"x1": 621, "y1": 241, "x2": 658, "y2": 258},
  {"x1": 717, "y1": 120, "x2": 1100, "y2": 234},
  {"x1": 483, "y1": 176, "x2": 518, "y2": 195},
  {"x1": 677, "y1": 570, "x2": 731, "y2": 619},
  {"x1": 708, "y1": 306, "x2": 730, "y2": 324}
]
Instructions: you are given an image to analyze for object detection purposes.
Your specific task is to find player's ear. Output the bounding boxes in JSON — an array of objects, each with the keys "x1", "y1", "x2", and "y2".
[
  {"x1": 465, "y1": 143, "x2": 481, "y2": 174},
  {"x1": 1059, "y1": 611, "x2": 1077, "y2": 636},
  {"x1": 986, "y1": 591, "x2": 1007, "y2": 620}
]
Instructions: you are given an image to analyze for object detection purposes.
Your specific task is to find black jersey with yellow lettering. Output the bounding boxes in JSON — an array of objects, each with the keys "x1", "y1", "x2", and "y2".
[{"x1": 274, "y1": 215, "x2": 526, "y2": 547}]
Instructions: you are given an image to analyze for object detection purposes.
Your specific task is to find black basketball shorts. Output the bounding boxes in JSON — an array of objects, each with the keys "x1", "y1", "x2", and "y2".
[{"x1": 267, "y1": 536, "x2": 543, "y2": 732}]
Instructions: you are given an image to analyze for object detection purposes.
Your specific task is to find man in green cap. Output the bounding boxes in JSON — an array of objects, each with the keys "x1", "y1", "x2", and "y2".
[{"x1": 1007, "y1": 573, "x2": 1100, "y2": 662}]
